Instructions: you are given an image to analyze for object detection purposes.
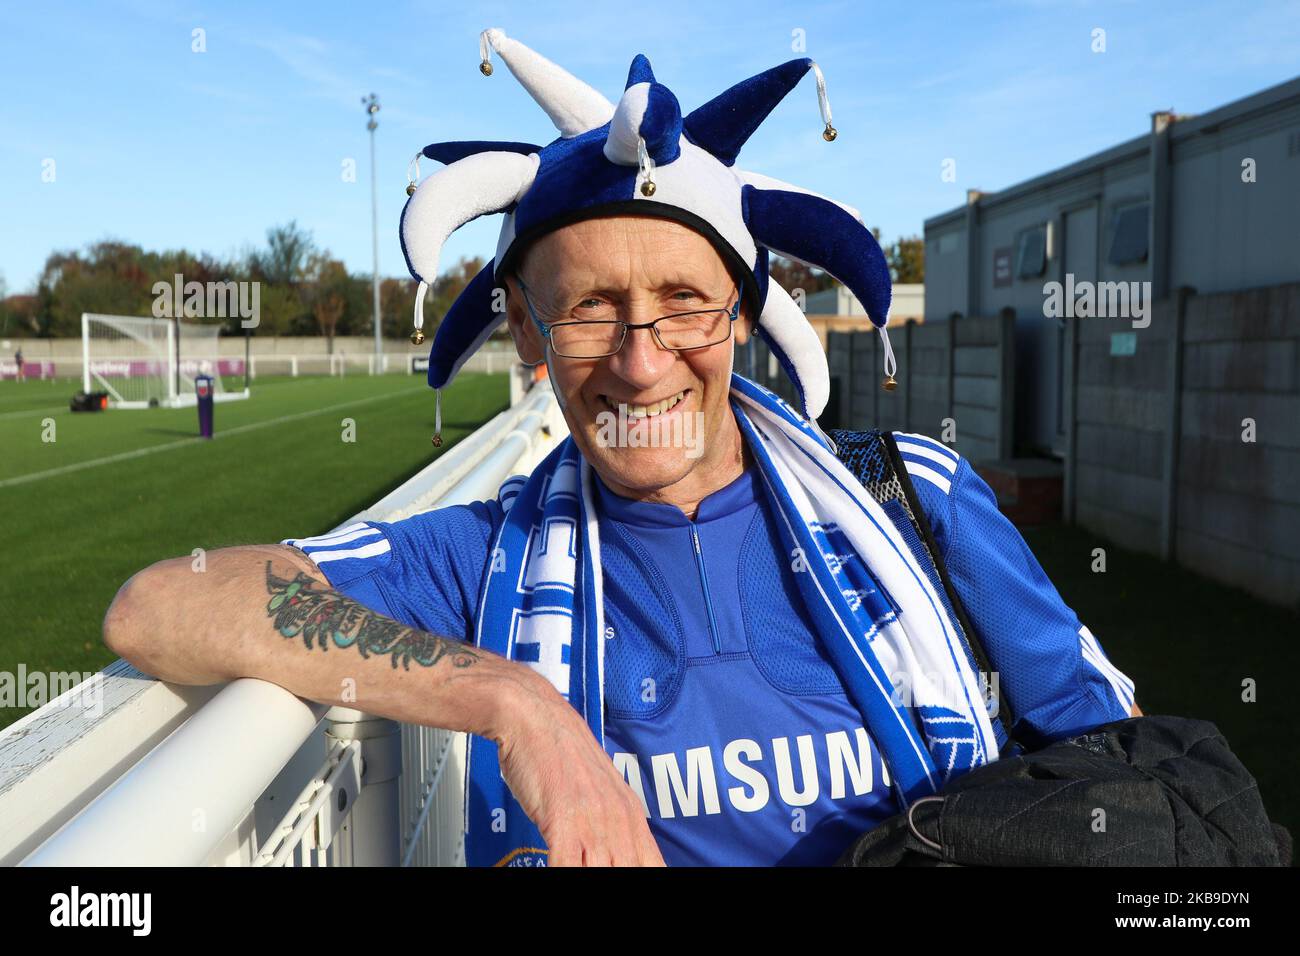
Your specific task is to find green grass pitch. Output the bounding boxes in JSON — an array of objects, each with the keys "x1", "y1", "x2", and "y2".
[{"x1": 0, "y1": 371, "x2": 508, "y2": 730}]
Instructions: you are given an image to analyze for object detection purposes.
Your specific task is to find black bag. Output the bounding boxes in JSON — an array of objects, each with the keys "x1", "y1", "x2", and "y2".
[
  {"x1": 829, "y1": 428, "x2": 1292, "y2": 867},
  {"x1": 834, "y1": 714, "x2": 1292, "y2": 866}
]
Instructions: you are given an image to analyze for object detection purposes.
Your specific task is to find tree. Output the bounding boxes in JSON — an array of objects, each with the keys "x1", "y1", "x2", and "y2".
[
  {"x1": 253, "y1": 284, "x2": 302, "y2": 337},
  {"x1": 886, "y1": 235, "x2": 924, "y2": 284},
  {"x1": 244, "y1": 222, "x2": 318, "y2": 335},
  {"x1": 429, "y1": 256, "x2": 486, "y2": 327},
  {"x1": 251, "y1": 221, "x2": 316, "y2": 286},
  {"x1": 21, "y1": 224, "x2": 489, "y2": 344},
  {"x1": 380, "y1": 277, "x2": 416, "y2": 340},
  {"x1": 303, "y1": 254, "x2": 351, "y2": 352},
  {"x1": 769, "y1": 255, "x2": 834, "y2": 298},
  {"x1": 379, "y1": 256, "x2": 487, "y2": 344},
  {"x1": 37, "y1": 243, "x2": 156, "y2": 336},
  {"x1": 0, "y1": 295, "x2": 37, "y2": 336}
]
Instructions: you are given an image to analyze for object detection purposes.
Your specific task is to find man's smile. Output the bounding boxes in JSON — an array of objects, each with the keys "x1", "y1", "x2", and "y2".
[{"x1": 598, "y1": 388, "x2": 692, "y2": 421}]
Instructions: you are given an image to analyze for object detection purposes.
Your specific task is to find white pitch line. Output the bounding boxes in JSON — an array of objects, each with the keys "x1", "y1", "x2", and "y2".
[
  {"x1": 0, "y1": 405, "x2": 67, "y2": 421},
  {"x1": 0, "y1": 387, "x2": 426, "y2": 490}
]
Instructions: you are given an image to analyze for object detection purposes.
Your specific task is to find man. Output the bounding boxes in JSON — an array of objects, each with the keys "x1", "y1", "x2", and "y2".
[
  {"x1": 13, "y1": 346, "x2": 23, "y2": 383},
  {"x1": 104, "y1": 30, "x2": 1138, "y2": 867}
]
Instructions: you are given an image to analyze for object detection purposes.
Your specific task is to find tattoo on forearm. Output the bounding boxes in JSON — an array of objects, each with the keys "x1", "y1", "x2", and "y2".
[{"x1": 264, "y1": 562, "x2": 481, "y2": 670}]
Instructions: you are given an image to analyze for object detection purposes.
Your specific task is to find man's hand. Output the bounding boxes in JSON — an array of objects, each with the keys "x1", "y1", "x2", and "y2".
[{"x1": 493, "y1": 671, "x2": 665, "y2": 867}]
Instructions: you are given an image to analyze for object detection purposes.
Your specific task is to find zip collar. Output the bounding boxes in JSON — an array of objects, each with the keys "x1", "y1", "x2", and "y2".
[{"x1": 591, "y1": 463, "x2": 760, "y2": 528}]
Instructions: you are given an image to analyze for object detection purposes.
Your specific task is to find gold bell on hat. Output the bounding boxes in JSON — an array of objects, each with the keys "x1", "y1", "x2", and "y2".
[
  {"x1": 878, "y1": 325, "x2": 897, "y2": 390},
  {"x1": 411, "y1": 280, "x2": 430, "y2": 347},
  {"x1": 431, "y1": 388, "x2": 443, "y2": 446},
  {"x1": 823, "y1": 124, "x2": 837, "y2": 142},
  {"x1": 635, "y1": 136, "x2": 657, "y2": 197},
  {"x1": 480, "y1": 60, "x2": 492, "y2": 76}
]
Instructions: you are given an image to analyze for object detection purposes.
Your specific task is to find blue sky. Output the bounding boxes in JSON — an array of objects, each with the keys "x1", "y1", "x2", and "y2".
[{"x1": 1, "y1": 0, "x2": 1297, "y2": 295}]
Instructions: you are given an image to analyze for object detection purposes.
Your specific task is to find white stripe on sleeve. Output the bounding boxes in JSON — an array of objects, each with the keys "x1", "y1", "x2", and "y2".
[
  {"x1": 304, "y1": 538, "x2": 393, "y2": 565},
  {"x1": 288, "y1": 526, "x2": 383, "y2": 549},
  {"x1": 896, "y1": 439, "x2": 959, "y2": 474},
  {"x1": 903, "y1": 461, "x2": 953, "y2": 495},
  {"x1": 1078, "y1": 626, "x2": 1135, "y2": 712},
  {"x1": 896, "y1": 432, "x2": 959, "y2": 465}
]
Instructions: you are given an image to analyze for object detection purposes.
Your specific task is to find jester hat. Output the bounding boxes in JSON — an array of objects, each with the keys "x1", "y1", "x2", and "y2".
[{"x1": 400, "y1": 27, "x2": 895, "y2": 428}]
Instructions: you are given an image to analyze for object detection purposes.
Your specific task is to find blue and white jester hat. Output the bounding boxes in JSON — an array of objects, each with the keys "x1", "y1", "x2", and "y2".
[{"x1": 400, "y1": 27, "x2": 895, "y2": 435}]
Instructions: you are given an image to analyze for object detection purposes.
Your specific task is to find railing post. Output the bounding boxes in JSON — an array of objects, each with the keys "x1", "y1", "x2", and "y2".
[{"x1": 326, "y1": 708, "x2": 400, "y2": 866}]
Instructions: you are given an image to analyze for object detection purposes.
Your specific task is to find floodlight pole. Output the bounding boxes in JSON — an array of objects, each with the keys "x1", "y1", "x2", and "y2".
[{"x1": 363, "y1": 93, "x2": 382, "y2": 374}]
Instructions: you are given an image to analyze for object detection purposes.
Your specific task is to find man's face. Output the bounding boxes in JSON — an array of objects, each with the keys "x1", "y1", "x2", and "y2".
[{"x1": 504, "y1": 216, "x2": 754, "y2": 505}]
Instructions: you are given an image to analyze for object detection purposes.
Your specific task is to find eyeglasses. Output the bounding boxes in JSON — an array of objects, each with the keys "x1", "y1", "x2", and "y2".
[{"x1": 515, "y1": 277, "x2": 742, "y2": 359}]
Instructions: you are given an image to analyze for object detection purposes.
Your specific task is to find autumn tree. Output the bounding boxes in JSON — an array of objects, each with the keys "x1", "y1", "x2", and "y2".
[
  {"x1": 303, "y1": 254, "x2": 351, "y2": 353},
  {"x1": 251, "y1": 221, "x2": 315, "y2": 286},
  {"x1": 769, "y1": 255, "x2": 835, "y2": 299},
  {"x1": 886, "y1": 235, "x2": 924, "y2": 284},
  {"x1": 19, "y1": 221, "x2": 486, "y2": 344}
]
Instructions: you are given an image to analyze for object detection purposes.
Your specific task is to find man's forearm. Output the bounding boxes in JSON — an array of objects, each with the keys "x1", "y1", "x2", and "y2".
[{"x1": 103, "y1": 544, "x2": 538, "y2": 740}]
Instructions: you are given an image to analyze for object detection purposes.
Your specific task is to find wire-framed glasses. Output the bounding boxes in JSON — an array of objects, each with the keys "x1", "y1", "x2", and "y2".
[{"x1": 515, "y1": 277, "x2": 742, "y2": 359}]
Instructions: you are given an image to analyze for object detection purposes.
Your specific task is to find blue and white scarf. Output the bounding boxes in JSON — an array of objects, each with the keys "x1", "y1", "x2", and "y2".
[{"x1": 464, "y1": 374, "x2": 999, "y2": 866}]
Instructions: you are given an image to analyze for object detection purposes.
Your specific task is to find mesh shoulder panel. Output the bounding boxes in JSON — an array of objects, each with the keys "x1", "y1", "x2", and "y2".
[
  {"x1": 828, "y1": 428, "x2": 1011, "y2": 751},
  {"x1": 828, "y1": 429, "x2": 930, "y2": 560}
]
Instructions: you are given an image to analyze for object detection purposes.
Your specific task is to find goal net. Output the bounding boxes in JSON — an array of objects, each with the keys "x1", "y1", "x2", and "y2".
[{"x1": 81, "y1": 314, "x2": 249, "y2": 408}]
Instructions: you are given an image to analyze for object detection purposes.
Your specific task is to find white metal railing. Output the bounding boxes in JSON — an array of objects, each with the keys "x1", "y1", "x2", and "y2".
[
  {"x1": 400, "y1": 724, "x2": 464, "y2": 867},
  {"x1": 21, "y1": 681, "x2": 330, "y2": 866},
  {"x1": 7, "y1": 348, "x2": 519, "y2": 384},
  {"x1": 247, "y1": 349, "x2": 516, "y2": 379},
  {"x1": 255, "y1": 738, "x2": 361, "y2": 866},
  {"x1": 3, "y1": 378, "x2": 566, "y2": 866}
]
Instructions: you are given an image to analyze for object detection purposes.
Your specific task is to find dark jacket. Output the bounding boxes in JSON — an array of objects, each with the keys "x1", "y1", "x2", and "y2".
[{"x1": 836, "y1": 714, "x2": 1292, "y2": 866}]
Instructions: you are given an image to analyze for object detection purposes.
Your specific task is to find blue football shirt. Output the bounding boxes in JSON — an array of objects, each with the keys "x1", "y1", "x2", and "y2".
[{"x1": 283, "y1": 429, "x2": 1136, "y2": 865}]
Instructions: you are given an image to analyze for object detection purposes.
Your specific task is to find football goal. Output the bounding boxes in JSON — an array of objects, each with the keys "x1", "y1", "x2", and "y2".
[{"x1": 81, "y1": 314, "x2": 250, "y2": 408}]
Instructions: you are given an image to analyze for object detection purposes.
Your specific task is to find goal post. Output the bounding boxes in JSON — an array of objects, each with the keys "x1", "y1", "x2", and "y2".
[
  {"x1": 80, "y1": 313, "x2": 250, "y2": 408},
  {"x1": 81, "y1": 314, "x2": 174, "y2": 408},
  {"x1": 174, "y1": 320, "x2": 250, "y2": 405}
]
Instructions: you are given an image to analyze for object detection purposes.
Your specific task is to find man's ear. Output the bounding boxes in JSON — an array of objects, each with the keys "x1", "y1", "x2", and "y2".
[
  {"x1": 502, "y1": 276, "x2": 546, "y2": 366},
  {"x1": 733, "y1": 297, "x2": 757, "y2": 346}
]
